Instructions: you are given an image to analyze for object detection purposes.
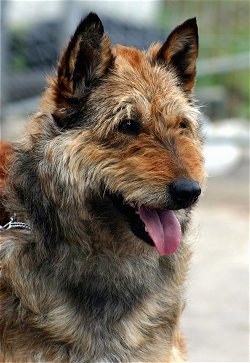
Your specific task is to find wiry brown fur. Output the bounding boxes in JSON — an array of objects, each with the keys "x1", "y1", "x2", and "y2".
[
  {"x1": 0, "y1": 13, "x2": 205, "y2": 362},
  {"x1": 0, "y1": 142, "x2": 12, "y2": 225}
]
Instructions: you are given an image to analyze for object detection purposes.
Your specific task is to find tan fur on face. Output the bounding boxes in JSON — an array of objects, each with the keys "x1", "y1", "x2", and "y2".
[
  {"x1": 41, "y1": 50, "x2": 204, "y2": 210},
  {"x1": 0, "y1": 14, "x2": 204, "y2": 362}
]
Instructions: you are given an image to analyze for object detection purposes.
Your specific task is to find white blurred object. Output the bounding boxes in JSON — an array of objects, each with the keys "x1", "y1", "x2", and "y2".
[
  {"x1": 205, "y1": 118, "x2": 250, "y2": 140},
  {"x1": 204, "y1": 142, "x2": 241, "y2": 177},
  {"x1": 203, "y1": 118, "x2": 249, "y2": 177}
]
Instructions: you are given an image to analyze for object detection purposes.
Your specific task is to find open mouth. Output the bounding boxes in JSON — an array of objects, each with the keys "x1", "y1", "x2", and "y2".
[{"x1": 107, "y1": 192, "x2": 182, "y2": 256}]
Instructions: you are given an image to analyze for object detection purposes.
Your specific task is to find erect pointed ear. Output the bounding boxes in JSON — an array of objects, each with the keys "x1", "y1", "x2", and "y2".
[
  {"x1": 51, "y1": 13, "x2": 113, "y2": 108},
  {"x1": 156, "y1": 18, "x2": 198, "y2": 93}
]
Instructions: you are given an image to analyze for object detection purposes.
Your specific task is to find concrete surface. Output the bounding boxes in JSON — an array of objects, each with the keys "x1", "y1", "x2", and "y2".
[
  {"x1": 1, "y1": 117, "x2": 249, "y2": 362},
  {"x1": 183, "y1": 153, "x2": 249, "y2": 362}
]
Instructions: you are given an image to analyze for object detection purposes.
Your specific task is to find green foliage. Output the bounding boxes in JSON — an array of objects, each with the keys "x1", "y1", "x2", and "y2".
[
  {"x1": 197, "y1": 70, "x2": 250, "y2": 119},
  {"x1": 157, "y1": 0, "x2": 250, "y2": 119},
  {"x1": 9, "y1": 29, "x2": 28, "y2": 71}
]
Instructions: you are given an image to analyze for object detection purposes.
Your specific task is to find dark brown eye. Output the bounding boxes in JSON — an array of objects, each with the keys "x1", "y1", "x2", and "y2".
[
  {"x1": 179, "y1": 120, "x2": 188, "y2": 129},
  {"x1": 118, "y1": 119, "x2": 140, "y2": 135}
]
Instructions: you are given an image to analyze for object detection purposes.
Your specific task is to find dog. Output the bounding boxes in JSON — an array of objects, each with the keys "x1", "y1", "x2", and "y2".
[
  {"x1": 0, "y1": 142, "x2": 12, "y2": 226},
  {"x1": 0, "y1": 13, "x2": 205, "y2": 362}
]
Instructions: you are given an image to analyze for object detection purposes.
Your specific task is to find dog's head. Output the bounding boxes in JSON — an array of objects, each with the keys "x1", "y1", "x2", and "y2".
[{"x1": 16, "y1": 13, "x2": 205, "y2": 255}]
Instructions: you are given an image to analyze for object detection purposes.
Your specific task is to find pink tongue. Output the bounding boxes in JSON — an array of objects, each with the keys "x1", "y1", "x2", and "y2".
[{"x1": 138, "y1": 206, "x2": 182, "y2": 256}]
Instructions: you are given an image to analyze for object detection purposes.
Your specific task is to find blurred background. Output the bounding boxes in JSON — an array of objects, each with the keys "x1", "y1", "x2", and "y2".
[{"x1": 0, "y1": 0, "x2": 249, "y2": 361}]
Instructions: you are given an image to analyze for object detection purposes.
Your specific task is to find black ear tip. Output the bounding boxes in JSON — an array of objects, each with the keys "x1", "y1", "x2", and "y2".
[
  {"x1": 182, "y1": 17, "x2": 198, "y2": 30},
  {"x1": 84, "y1": 12, "x2": 102, "y2": 26},
  {"x1": 75, "y1": 12, "x2": 104, "y2": 36},
  {"x1": 187, "y1": 17, "x2": 197, "y2": 23}
]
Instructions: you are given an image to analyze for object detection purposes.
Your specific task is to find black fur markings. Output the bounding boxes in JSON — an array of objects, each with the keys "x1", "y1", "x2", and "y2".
[
  {"x1": 58, "y1": 13, "x2": 104, "y2": 80},
  {"x1": 107, "y1": 191, "x2": 155, "y2": 247},
  {"x1": 67, "y1": 280, "x2": 144, "y2": 323},
  {"x1": 74, "y1": 14, "x2": 104, "y2": 84},
  {"x1": 171, "y1": 42, "x2": 197, "y2": 82},
  {"x1": 13, "y1": 151, "x2": 61, "y2": 249},
  {"x1": 156, "y1": 17, "x2": 198, "y2": 90}
]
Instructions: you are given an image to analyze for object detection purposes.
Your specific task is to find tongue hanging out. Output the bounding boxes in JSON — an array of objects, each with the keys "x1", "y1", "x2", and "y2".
[{"x1": 138, "y1": 205, "x2": 182, "y2": 256}]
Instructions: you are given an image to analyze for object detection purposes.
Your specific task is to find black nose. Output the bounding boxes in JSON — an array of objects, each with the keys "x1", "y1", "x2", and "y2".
[{"x1": 169, "y1": 179, "x2": 201, "y2": 209}]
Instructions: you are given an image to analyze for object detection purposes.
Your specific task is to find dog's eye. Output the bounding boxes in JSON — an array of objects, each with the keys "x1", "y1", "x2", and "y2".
[
  {"x1": 118, "y1": 119, "x2": 140, "y2": 135},
  {"x1": 179, "y1": 120, "x2": 188, "y2": 129}
]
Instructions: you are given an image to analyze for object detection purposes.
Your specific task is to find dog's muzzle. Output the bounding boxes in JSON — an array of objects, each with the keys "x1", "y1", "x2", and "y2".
[{"x1": 106, "y1": 179, "x2": 201, "y2": 257}]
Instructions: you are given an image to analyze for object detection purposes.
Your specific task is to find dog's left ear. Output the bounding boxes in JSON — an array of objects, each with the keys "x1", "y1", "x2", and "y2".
[
  {"x1": 156, "y1": 18, "x2": 198, "y2": 93},
  {"x1": 52, "y1": 13, "x2": 113, "y2": 108}
]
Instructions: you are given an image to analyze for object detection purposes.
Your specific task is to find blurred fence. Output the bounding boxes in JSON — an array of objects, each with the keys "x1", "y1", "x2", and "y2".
[
  {"x1": 1, "y1": 11, "x2": 170, "y2": 104},
  {"x1": 1, "y1": 0, "x2": 249, "y2": 123},
  {"x1": 0, "y1": 2, "x2": 168, "y2": 121}
]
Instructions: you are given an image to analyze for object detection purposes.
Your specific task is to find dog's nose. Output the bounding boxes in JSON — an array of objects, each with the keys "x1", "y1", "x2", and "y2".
[{"x1": 169, "y1": 179, "x2": 201, "y2": 209}]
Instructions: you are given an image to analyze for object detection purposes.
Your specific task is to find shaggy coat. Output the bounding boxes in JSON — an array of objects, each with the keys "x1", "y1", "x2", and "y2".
[
  {"x1": 0, "y1": 142, "x2": 12, "y2": 225},
  {"x1": 0, "y1": 13, "x2": 205, "y2": 362}
]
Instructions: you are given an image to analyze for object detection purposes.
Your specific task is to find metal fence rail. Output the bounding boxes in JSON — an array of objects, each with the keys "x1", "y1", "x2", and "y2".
[{"x1": 198, "y1": 53, "x2": 250, "y2": 76}]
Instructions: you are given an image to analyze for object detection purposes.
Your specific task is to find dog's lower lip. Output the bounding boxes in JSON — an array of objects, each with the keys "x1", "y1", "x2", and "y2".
[
  {"x1": 106, "y1": 191, "x2": 155, "y2": 247},
  {"x1": 107, "y1": 191, "x2": 183, "y2": 255}
]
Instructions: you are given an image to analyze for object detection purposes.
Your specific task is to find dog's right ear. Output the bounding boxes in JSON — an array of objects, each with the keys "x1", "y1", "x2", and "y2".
[{"x1": 51, "y1": 13, "x2": 113, "y2": 109}]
